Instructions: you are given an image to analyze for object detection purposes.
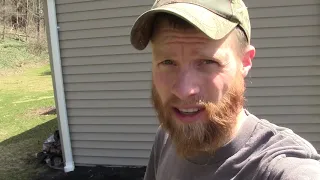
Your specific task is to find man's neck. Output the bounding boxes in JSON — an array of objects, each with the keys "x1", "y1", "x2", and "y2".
[{"x1": 232, "y1": 108, "x2": 248, "y2": 140}]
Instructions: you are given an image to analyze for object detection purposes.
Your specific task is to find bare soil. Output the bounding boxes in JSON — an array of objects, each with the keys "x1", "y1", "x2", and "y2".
[
  {"x1": 35, "y1": 166, "x2": 146, "y2": 180},
  {"x1": 34, "y1": 106, "x2": 56, "y2": 115}
]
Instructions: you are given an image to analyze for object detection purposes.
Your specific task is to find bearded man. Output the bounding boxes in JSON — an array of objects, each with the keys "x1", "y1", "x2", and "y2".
[{"x1": 129, "y1": 0, "x2": 320, "y2": 179}]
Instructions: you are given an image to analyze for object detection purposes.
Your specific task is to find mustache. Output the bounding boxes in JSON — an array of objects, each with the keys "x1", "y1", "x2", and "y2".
[{"x1": 164, "y1": 94, "x2": 211, "y2": 106}]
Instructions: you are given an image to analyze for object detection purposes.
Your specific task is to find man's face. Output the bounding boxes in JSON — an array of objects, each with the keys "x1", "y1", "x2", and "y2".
[{"x1": 151, "y1": 20, "x2": 253, "y2": 158}]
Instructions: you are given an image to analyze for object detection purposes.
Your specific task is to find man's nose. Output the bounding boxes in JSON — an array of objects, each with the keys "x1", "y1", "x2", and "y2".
[{"x1": 171, "y1": 70, "x2": 200, "y2": 100}]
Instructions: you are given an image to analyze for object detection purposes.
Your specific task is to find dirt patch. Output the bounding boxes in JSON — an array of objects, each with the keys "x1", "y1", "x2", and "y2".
[
  {"x1": 35, "y1": 166, "x2": 146, "y2": 180},
  {"x1": 31, "y1": 106, "x2": 56, "y2": 116}
]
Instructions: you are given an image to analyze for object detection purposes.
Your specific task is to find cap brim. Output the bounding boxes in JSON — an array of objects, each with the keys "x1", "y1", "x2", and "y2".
[{"x1": 130, "y1": 3, "x2": 238, "y2": 50}]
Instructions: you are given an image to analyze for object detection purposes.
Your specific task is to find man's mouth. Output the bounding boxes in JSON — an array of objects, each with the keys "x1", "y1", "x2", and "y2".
[
  {"x1": 173, "y1": 107, "x2": 205, "y2": 122},
  {"x1": 176, "y1": 108, "x2": 201, "y2": 115}
]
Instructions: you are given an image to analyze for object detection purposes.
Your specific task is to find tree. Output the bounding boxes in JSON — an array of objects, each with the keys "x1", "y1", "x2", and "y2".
[
  {"x1": 0, "y1": 0, "x2": 46, "y2": 42},
  {"x1": 36, "y1": 0, "x2": 39, "y2": 42},
  {"x1": 1, "y1": 0, "x2": 6, "y2": 40}
]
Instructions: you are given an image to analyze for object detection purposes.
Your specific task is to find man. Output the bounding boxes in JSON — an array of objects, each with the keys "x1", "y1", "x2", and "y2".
[{"x1": 130, "y1": 0, "x2": 320, "y2": 179}]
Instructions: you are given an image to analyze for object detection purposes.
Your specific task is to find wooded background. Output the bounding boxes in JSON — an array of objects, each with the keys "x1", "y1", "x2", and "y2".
[{"x1": 0, "y1": 0, "x2": 46, "y2": 42}]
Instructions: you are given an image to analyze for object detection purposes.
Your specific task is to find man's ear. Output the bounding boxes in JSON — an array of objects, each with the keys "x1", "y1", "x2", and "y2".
[{"x1": 241, "y1": 45, "x2": 255, "y2": 77}]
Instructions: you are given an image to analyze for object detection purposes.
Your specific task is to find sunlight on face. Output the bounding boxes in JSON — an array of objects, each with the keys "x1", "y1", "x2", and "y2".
[{"x1": 150, "y1": 20, "x2": 250, "y2": 157}]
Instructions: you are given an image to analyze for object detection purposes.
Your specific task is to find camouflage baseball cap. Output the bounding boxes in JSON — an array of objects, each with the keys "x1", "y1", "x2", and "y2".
[{"x1": 130, "y1": 0, "x2": 251, "y2": 50}]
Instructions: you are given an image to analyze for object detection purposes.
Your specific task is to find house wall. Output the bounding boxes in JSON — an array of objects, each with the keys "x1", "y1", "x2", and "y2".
[{"x1": 53, "y1": 0, "x2": 320, "y2": 166}]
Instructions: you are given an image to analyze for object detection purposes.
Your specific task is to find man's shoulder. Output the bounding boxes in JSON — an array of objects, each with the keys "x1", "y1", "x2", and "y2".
[
  {"x1": 247, "y1": 113, "x2": 320, "y2": 179},
  {"x1": 268, "y1": 156, "x2": 320, "y2": 180},
  {"x1": 252, "y1": 114, "x2": 319, "y2": 156},
  {"x1": 153, "y1": 125, "x2": 170, "y2": 148}
]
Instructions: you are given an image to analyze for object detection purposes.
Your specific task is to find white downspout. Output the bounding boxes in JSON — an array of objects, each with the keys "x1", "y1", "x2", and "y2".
[{"x1": 45, "y1": 0, "x2": 75, "y2": 172}]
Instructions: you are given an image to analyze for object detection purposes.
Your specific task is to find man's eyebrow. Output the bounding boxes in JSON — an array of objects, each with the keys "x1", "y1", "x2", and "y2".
[{"x1": 196, "y1": 50, "x2": 227, "y2": 63}]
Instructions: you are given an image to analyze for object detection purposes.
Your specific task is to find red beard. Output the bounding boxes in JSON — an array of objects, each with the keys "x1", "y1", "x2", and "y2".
[{"x1": 151, "y1": 71, "x2": 245, "y2": 158}]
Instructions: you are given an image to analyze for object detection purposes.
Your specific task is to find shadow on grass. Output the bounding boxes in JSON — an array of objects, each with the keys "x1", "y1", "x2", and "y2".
[
  {"x1": 1, "y1": 118, "x2": 146, "y2": 180},
  {"x1": 0, "y1": 118, "x2": 59, "y2": 180},
  {"x1": 1, "y1": 118, "x2": 58, "y2": 146},
  {"x1": 40, "y1": 69, "x2": 52, "y2": 76}
]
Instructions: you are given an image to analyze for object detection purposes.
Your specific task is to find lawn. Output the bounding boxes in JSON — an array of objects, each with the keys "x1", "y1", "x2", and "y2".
[
  {"x1": 0, "y1": 39, "x2": 58, "y2": 180},
  {"x1": 0, "y1": 38, "x2": 146, "y2": 180},
  {"x1": 0, "y1": 38, "x2": 48, "y2": 71}
]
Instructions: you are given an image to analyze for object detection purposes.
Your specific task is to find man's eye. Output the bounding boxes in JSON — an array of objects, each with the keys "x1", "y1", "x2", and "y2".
[
  {"x1": 161, "y1": 60, "x2": 175, "y2": 65},
  {"x1": 202, "y1": 60, "x2": 217, "y2": 64}
]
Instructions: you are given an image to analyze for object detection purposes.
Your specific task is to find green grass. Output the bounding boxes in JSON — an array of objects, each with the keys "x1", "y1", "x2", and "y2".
[
  {"x1": 0, "y1": 63, "x2": 58, "y2": 180},
  {"x1": 0, "y1": 38, "x2": 49, "y2": 70}
]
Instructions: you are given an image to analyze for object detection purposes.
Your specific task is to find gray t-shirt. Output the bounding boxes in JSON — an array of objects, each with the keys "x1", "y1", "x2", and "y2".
[{"x1": 143, "y1": 111, "x2": 320, "y2": 180}]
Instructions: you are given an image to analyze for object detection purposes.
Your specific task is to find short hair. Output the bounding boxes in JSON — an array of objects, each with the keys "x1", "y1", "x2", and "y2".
[{"x1": 151, "y1": 12, "x2": 249, "y2": 58}]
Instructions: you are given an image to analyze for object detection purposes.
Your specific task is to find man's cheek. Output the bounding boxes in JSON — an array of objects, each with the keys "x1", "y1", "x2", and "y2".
[
  {"x1": 154, "y1": 71, "x2": 173, "y2": 90},
  {"x1": 207, "y1": 76, "x2": 225, "y2": 101},
  {"x1": 152, "y1": 76, "x2": 168, "y2": 102}
]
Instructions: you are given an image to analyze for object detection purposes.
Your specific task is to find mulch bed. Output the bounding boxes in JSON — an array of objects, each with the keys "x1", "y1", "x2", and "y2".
[{"x1": 35, "y1": 166, "x2": 146, "y2": 180}]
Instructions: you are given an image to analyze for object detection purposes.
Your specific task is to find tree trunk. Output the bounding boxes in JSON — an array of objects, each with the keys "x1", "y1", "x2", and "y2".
[
  {"x1": 16, "y1": 0, "x2": 19, "y2": 40},
  {"x1": 2, "y1": 0, "x2": 6, "y2": 40},
  {"x1": 25, "y1": 0, "x2": 28, "y2": 41},
  {"x1": 37, "y1": 0, "x2": 40, "y2": 42},
  {"x1": 42, "y1": 0, "x2": 46, "y2": 36}
]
